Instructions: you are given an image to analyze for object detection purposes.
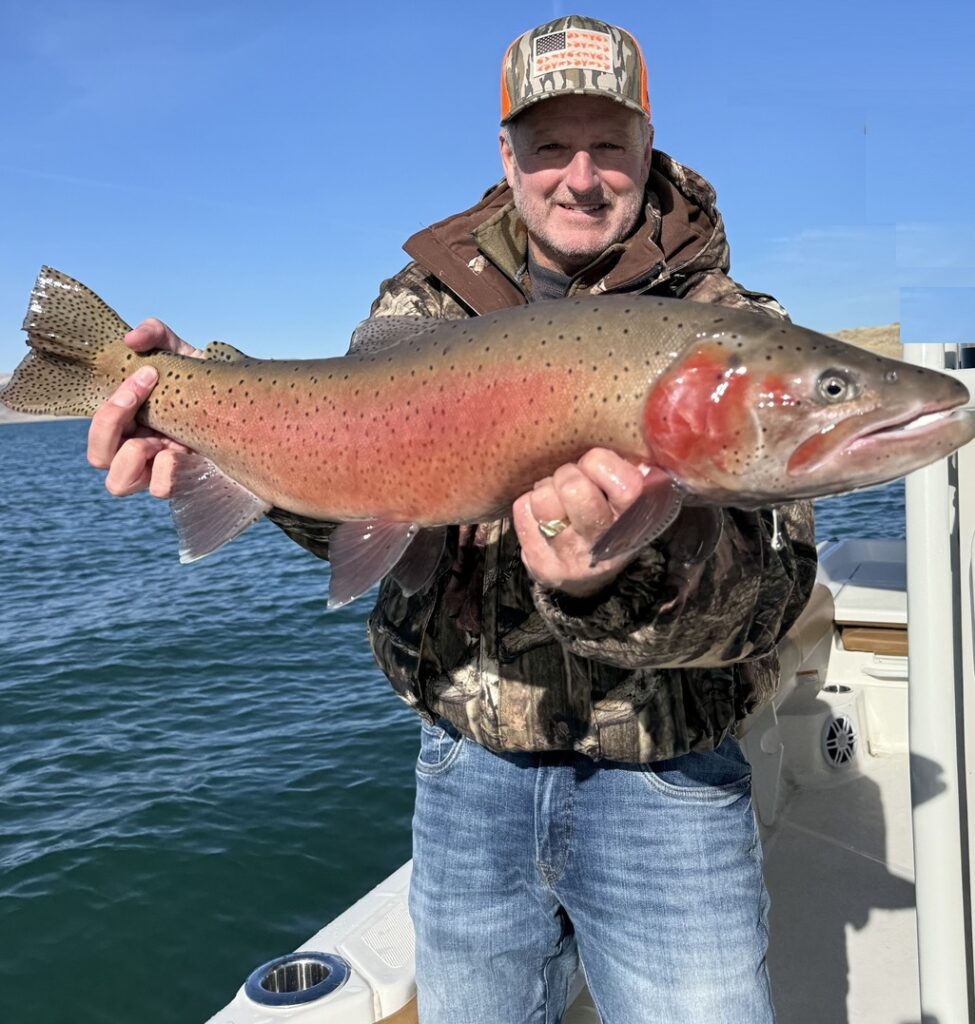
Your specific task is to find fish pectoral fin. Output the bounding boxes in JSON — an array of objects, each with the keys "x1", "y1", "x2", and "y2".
[
  {"x1": 590, "y1": 468, "x2": 685, "y2": 565},
  {"x1": 664, "y1": 506, "x2": 724, "y2": 566},
  {"x1": 349, "y1": 316, "x2": 433, "y2": 354},
  {"x1": 170, "y1": 454, "x2": 272, "y2": 563},
  {"x1": 391, "y1": 526, "x2": 447, "y2": 596},
  {"x1": 327, "y1": 520, "x2": 420, "y2": 609},
  {"x1": 655, "y1": 507, "x2": 725, "y2": 615}
]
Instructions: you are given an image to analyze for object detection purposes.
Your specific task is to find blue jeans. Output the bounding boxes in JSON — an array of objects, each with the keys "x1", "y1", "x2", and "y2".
[{"x1": 410, "y1": 721, "x2": 773, "y2": 1024}]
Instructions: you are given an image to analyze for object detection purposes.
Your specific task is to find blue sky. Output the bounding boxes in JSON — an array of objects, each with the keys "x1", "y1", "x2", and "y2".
[{"x1": 1, "y1": 0, "x2": 973, "y2": 371}]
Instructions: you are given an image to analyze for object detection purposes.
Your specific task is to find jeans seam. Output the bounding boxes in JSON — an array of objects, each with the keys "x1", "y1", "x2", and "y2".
[
  {"x1": 415, "y1": 732, "x2": 466, "y2": 776},
  {"x1": 542, "y1": 912, "x2": 573, "y2": 1024},
  {"x1": 639, "y1": 766, "x2": 752, "y2": 802},
  {"x1": 751, "y1": 811, "x2": 775, "y2": 1022}
]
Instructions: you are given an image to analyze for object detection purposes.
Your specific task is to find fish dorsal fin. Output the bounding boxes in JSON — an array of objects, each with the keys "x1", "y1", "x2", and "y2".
[
  {"x1": 202, "y1": 340, "x2": 252, "y2": 363},
  {"x1": 23, "y1": 266, "x2": 131, "y2": 361},
  {"x1": 170, "y1": 453, "x2": 271, "y2": 562},
  {"x1": 327, "y1": 520, "x2": 420, "y2": 609},
  {"x1": 590, "y1": 468, "x2": 686, "y2": 564},
  {"x1": 350, "y1": 316, "x2": 434, "y2": 354}
]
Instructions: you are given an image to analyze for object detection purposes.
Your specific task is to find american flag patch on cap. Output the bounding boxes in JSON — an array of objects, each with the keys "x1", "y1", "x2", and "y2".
[{"x1": 531, "y1": 28, "x2": 614, "y2": 78}]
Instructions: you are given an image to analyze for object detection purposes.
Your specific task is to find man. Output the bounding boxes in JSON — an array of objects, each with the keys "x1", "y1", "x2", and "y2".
[{"x1": 88, "y1": 16, "x2": 816, "y2": 1023}]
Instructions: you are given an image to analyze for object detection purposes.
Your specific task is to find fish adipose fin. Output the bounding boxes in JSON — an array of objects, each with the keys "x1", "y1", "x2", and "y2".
[
  {"x1": 590, "y1": 468, "x2": 685, "y2": 565},
  {"x1": 1, "y1": 266, "x2": 131, "y2": 416},
  {"x1": 328, "y1": 521, "x2": 446, "y2": 609},
  {"x1": 170, "y1": 453, "x2": 272, "y2": 563}
]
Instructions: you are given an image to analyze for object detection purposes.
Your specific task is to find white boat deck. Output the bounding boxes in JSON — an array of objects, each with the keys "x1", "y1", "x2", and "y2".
[
  {"x1": 763, "y1": 750, "x2": 919, "y2": 1023},
  {"x1": 739, "y1": 537, "x2": 922, "y2": 1023}
]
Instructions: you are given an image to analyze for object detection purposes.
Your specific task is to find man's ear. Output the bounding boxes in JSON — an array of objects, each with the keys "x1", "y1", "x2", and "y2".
[{"x1": 499, "y1": 130, "x2": 516, "y2": 189}]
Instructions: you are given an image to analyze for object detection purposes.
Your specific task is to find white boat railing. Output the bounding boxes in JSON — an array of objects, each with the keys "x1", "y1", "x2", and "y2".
[{"x1": 904, "y1": 340, "x2": 975, "y2": 1023}]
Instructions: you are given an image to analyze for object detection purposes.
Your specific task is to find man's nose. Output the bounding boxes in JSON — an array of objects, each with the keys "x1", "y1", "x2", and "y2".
[{"x1": 564, "y1": 150, "x2": 599, "y2": 192}]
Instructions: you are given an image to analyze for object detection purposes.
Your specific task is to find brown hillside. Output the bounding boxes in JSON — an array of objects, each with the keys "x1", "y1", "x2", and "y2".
[{"x1": 829, "y1": 323, "x2": 901, "y2": 359}]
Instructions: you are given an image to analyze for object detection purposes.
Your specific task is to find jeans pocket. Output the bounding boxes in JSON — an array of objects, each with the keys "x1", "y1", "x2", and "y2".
[
  {"x1": 416, "y1": 719, "x2": 466, "y2": 776},
  {"x1": 641, "y1": 735, "x2": 752, "y2": 803}
]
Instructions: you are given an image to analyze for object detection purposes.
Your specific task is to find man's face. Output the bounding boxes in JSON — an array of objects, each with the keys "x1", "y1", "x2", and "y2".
[{"x1": 500, "y1": 95, "x2": 652, "y2": 277}]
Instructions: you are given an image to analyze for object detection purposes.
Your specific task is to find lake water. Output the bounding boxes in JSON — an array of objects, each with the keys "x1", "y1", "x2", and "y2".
[{"x1": 0, "y1": 420, "x2": 904, "y2": 1023}]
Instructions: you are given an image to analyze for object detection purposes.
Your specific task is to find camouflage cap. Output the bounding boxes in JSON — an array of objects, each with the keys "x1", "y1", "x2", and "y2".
[{"x1": 500, "y1": 15, "x2": 650, "y2": 124}]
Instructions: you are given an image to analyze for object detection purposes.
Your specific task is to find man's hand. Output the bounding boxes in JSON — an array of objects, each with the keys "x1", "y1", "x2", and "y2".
[
  {"x1": 86, "y1": 318, "x2": 202, "y2": 499},
  {"x1": 513, "y1": 448, "x2": 647, "y2": 599}
]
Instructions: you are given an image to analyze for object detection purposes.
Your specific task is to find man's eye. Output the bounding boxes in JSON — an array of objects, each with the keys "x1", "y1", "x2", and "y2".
[{"x1": 537, "y1": 143, "x2": 565, "y2": 152}]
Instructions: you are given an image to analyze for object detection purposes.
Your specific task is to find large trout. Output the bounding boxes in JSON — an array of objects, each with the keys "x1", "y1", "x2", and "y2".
[{"x1": 3, "y1": 267, "x2": 973, "y2": 606}]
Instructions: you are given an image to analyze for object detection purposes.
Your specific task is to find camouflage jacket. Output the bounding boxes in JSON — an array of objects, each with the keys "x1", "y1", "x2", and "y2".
[{"x1": 276, "y1": 150, "x2": 818, "y2": 762}]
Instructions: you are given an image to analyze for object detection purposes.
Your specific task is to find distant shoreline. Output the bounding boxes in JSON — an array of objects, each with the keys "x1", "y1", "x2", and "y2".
[{"x1": 0, "y1": 410, "x2": 85, "y2": 425}]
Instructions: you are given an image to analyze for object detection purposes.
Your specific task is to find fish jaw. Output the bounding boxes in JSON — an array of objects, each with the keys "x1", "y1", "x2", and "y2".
[{"x1": 785, "y1": 397, "x2": 975, "y2": 495}]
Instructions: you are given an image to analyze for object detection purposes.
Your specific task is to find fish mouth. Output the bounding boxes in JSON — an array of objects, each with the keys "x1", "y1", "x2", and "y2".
[
  {"x1": 844, "y1": 400, "x2": 974, "y2": 453},
  {"x1": 787, "y1": 393, "x2": 975, "y2": 480}
]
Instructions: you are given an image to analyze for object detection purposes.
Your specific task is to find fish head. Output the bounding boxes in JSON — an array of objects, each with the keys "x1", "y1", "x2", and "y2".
[{"x1": 642, "y1": 319, "x2": 975, "y2": 506}]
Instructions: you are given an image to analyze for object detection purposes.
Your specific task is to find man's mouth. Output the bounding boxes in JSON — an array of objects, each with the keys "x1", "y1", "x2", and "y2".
[{"x1": 556, "y1": 202, "x2": 608, "y2": 215}]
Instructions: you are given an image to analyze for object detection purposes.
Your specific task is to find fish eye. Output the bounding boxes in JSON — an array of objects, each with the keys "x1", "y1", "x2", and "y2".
[{"x1": 816, "y1": 369, "x2": 858, "y2": 404}]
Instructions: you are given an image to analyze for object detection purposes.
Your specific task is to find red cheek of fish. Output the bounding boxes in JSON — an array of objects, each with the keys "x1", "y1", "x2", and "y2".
[{"x1": 643, "y1": 347, "x2": 758, "y2": 475}]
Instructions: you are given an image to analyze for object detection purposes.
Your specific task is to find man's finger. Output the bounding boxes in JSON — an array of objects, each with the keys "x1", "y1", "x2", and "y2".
[
  {"x1": 513, "y1": 493, "x2": 560, "y2": 574},
  {"x1": 104, "y1": 436, "x2": 169, "y2": 496},
  {"x1": 550, "y1": 464, "x2": 613, "y2": 540},
  {"x1": 125, "y1": 317, "x2": 201, "y2": 357},
  {"x1": 147, "y1": 449, "x2": 181, "y2": 500},
  {"x1": 576, "y1": 449, "x2": 646, "y2": 514},
  {"x1": 86, "y1": 366, "x2": 159, "y2": 469}
]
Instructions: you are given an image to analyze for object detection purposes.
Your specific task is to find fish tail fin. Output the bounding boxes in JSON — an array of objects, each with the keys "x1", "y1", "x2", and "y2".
[{"x1": 0, "y1": 267, "x2": 132, "y2": 416}]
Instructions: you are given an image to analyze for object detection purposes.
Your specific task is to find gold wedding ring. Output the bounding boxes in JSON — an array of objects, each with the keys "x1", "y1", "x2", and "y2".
[{"x1": 538, "y1": 518, "x2": 570, "y2": 539}]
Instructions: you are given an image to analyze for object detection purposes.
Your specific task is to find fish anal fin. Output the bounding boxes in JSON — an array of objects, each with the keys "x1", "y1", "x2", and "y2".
[
  {"x1": 590, "y1": 468, "x2": 685, "y2": 565},
  {"x1": 327, "y1": 520, "x2": 419, "y2": 609},
  {"x1": 171, "y1": 453, "x2": 271, "y2": 562}
]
